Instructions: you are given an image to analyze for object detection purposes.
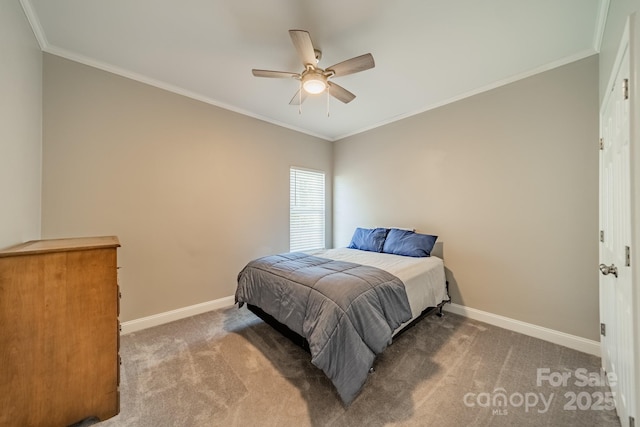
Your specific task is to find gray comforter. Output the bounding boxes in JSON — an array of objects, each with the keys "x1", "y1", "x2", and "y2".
[{"x1": 235, "y1": 252, "x2": 412, "y2": 404}]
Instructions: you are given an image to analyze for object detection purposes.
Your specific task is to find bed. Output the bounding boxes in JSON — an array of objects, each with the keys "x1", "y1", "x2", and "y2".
[{"x1": 235, "y1": 228, "x2": 449, "y2": 404}]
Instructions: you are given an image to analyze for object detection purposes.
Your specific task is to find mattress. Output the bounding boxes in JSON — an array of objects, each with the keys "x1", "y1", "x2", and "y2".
[
  {"x1": 236, "y1": 251, "x2": 413, "y2": 404},
  {"x1": 309, "y1": 248, "x2": 448, "y2": 332}
]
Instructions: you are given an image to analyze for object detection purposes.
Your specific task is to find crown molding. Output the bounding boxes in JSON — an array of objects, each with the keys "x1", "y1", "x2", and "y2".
[
  {"x1": 19, "y1": 0, "x2": 47, "y2": 50},
  {"x1": 593, "y1": 0, "x2": 611, "y2": 52}
]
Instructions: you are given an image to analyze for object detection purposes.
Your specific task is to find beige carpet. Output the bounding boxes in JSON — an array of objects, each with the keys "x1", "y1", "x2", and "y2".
[{"x1": 98, "y1": 306, "x2": 620, "y2": 427}]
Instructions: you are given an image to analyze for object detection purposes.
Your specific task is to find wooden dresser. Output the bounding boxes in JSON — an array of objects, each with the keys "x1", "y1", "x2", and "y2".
[{"x1": 0, "y1": 236, "x2": 121, "y2": 427}]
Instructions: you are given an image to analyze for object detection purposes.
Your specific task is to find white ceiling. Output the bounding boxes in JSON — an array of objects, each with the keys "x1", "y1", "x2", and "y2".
[{"x1": 22, "y1": 0, "x2": 607, "y2": 141}]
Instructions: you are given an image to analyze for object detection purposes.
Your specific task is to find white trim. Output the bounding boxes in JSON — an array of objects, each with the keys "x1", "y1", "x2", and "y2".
[
  {"x1": 121, "y1": 297, "x2": 602, "y2": 356},
  {"x1": 19, "y1": 0, "x2": 604, "y2": 143},
  {"x1": 19, "y1": 0, "x2": 48, "y2": 50},
  {"x1": 593, "y1": 0, "x2": 611, "y2": 52},
  {"x1": 120, "y1": 296, "x2": 236, "y2": 335},
  {"x1": 601, "y1": 21, "x2": 630, "y2": 112},
  {"x1": 40, "y1": 42, "x2": 596, "y2": 143},
  {"x1": 335, "y1": 50, "x2": 598, "y2": 141},
  {"x1": 444, "y1": 303, "x2": 601, "y2": 357},
  {"x1": 42, "y1": 45, "x2": 332, "y2": 142}
]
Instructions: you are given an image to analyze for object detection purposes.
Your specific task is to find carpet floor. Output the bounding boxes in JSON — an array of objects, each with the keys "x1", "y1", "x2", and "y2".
[{"x1": 98, "y1": 306, "x2": 621, "y2": 427}]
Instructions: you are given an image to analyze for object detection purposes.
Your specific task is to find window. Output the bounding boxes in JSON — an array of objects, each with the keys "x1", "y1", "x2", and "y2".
[{"x1": 290, "y1": 167, "x2": 325, "y2": 252}]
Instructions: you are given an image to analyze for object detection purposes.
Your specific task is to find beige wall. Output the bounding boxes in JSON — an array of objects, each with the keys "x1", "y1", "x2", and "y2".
[
  {"x1": 5, "y1": 0, "x2": 633, "y2": 346},
  {"x1": 40, "y1": 31, "x2": 602, "y2": 340},
  {"x1": 334, "y1": 56, "x2": 600, "y2": 341},
  {"x1": 42, "y1": 54, "x2": 332, "y2": 321},
  {"x1": 0, "y1": 0, "x2": 42, "y2": 248}
]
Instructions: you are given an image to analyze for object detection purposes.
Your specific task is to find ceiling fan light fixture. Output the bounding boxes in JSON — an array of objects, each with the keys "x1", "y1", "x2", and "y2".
[
  {"x1": 252, "y1": 30, "x2": 374, "y2": 107},
  {"x1": 302, "y1": 72, "x2": 327, "y2": 94}
]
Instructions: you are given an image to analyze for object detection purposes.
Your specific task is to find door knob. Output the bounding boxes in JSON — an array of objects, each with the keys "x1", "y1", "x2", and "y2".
[{"x1": 599, "y1": 263, "x2": 618, "y2": 278}]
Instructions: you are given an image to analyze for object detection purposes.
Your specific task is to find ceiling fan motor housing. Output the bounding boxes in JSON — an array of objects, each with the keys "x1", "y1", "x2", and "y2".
[
  {"x1": 302, "y1": 69, "x2": 327, "y2": 94},
  {"x1": 251, "y1": 30, "x2": 374, "y2": 104}
]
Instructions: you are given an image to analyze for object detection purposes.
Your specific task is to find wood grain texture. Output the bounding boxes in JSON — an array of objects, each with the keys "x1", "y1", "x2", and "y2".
[
  {"x1": 0, "y1": 237, "x2": 120, "y2": 426},
  {"x1": 0, "y1": 235, "x2": 120, "y2": 256}
]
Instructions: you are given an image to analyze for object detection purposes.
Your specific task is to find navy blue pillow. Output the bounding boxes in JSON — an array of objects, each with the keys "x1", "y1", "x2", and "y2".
[
  {"x1": 382, "y1": 228, "x2": 437, "y2": 257},
  {"x1": 347, "y1": 227, "x2": 388, "y2": 252}
]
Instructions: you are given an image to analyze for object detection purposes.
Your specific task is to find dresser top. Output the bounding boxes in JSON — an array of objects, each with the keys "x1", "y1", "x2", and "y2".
[{"x1": 0, "y1": 236, "x2": 120, "y2": 257}]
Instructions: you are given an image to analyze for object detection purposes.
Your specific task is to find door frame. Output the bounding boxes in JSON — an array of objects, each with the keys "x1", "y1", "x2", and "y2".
[
  {"x1": 600, "y1": 13, "x2": 639, "y2": 426},
  {"x1": 629, "y1": 13, "x2": 640, "y2": 423}
]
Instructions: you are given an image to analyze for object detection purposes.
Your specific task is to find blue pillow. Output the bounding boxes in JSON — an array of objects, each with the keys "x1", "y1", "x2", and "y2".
[
  {"x1": 382, "y1": 228, "x2": 437, "y2": 257},
  {"x1": 347, "y1": 227, "x2": 388, "y2": 252}
]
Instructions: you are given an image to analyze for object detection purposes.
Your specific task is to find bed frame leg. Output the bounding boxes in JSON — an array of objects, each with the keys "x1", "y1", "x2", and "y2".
[{"x1": 437, "y1": 281, "x2": 451, "y2": 317}]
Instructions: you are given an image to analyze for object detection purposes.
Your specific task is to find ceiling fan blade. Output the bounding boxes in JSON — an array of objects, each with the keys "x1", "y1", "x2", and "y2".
[
  {"x1": 326, "y1": 53, "x2": 375, "y2": 77},
  {"x1": 289, "y1": 30, "x2": 317, "y2": 67},
  {"x1": 327, "y1": 82, "x2": 356, "y2": 104},
  {"x1": 252, "y1": 69, "x2": 299, "y2": 78},
  {"x1": 289, "y1": 88, "x2": 308, "y2": 105}
]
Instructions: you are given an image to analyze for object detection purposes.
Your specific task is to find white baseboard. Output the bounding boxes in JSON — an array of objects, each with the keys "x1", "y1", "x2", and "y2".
[
  {"x1": 444, "y1": 303, "x2": 601, "y2": 357},
  {"x1": 120, "y1": 298, "x2": 601, "y2": 357},
  {"x1": 120, "y1": 296, "x2": 236, "y2": 335}
]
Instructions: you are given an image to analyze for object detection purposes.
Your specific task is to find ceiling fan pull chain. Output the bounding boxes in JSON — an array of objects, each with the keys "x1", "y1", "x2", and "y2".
[{"x1": 327, "y1": 85, "x2": 330, "y2": 117}]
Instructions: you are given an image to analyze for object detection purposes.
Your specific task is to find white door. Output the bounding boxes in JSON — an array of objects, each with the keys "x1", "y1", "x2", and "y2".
[{"x1": 600, "y1": 22, "x2": 636, "y2": 427}]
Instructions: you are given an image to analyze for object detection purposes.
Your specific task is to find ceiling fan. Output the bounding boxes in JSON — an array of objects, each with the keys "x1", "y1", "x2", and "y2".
[{"x1": 252, "y1": 30, "x2": 375, "y2": 106}]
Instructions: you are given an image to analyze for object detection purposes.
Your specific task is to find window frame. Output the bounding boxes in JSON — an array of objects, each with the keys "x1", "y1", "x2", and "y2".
[{"x1": 289, "y1": 166, "x2": 326, "y2": 252}]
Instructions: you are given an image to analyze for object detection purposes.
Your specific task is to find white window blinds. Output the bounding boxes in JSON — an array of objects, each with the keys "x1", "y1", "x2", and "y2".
[{"x1": 290, "y1": 167, "x2": 325, "y2": 252}]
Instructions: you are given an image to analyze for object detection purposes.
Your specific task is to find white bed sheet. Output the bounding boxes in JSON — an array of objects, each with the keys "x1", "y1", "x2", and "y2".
[{"x1": 310, "y1": 248, "x2": 448, "y2": 333}]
